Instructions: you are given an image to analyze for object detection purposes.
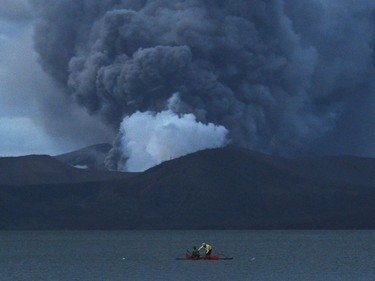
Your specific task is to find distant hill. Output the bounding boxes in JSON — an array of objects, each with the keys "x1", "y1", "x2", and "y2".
[
  {"x1": 0, "y1": 154, "x2": 135, "y2": 186},
  {"x1": 55, "y1": 143, "x2": 112, "y2": 170},
  {"x1": 1, "y1": 146, "x2": 375, "y2": 229},
  {"x1": 123, "y1": 146, "x2": 375, "y2": 228}
]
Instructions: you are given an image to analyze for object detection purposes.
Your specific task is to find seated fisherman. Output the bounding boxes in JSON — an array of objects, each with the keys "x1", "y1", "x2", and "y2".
[{"x1": 191, "y1": 246, "x2": 200, "y2": 259}]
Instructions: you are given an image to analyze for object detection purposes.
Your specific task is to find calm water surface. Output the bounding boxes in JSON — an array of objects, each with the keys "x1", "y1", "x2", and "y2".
[{"x1": 1, "y1": 230, "x2": 374, "y2": 281}]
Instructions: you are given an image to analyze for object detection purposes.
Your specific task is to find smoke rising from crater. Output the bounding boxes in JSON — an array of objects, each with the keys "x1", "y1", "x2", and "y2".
[
  {"x1": 119, "y1": 108, "x2": 228, "y2": 172},
  {"x1": 31, "y1": 0, "x2": 375, "y2": 169}
]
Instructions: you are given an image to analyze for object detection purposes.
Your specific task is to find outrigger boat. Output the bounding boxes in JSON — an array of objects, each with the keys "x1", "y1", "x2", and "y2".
[{"x1": 176, "y1": 253, "x2": 233, "y2": 260}]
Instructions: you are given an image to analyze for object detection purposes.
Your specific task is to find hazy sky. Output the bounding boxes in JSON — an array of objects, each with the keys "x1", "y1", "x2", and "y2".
[
  {"x1": 0, "y1": 0, "x2": 113, "y2": 156},
  {"x1": 1, "y1": 0, "x2": 375, "y2": 163},
  {"x1": 0, "y1": 0, "x2": 51, "y2": 156}
]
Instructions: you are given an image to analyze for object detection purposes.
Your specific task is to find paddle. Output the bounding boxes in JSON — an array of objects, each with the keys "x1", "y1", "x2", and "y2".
[{"x1": 217, "y1": 252, "x2": 234, "y2": 260}]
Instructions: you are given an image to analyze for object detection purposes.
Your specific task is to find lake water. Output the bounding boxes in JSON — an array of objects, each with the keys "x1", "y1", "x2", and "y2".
[{"x1": 1, "y1": 230, "x2": 375, "y2": 280}]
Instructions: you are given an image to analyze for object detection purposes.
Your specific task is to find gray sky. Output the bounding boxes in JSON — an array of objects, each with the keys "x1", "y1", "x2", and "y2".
[
  {"x1": 0, "y1": 0, "x2": 112, "y2": 156},
  {"x1": 0, "y1": 0, "x2": 53, "y2": 156}
]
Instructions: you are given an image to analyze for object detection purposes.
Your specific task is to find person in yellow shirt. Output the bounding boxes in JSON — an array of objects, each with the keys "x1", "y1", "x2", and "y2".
[{"x1": 198, "y1": 242, "x2": 212, "y2": 258}]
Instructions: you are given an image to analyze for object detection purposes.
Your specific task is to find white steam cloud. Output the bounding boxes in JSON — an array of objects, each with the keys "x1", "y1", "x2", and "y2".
[{"x1": 119, "y1": 110, "x2": 228, "y2": 172}]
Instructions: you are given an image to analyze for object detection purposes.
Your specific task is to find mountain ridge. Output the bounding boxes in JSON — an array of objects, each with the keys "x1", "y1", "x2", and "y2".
[
  {"x1": 1, "y1": 145, "x2": 375, "y2": 229},
  {"x1": 55, "y1": 143, "x2": 112, "y2": 170},
  {"x1": 0, "y1": 154, "x2": 135, "y2": 186}
]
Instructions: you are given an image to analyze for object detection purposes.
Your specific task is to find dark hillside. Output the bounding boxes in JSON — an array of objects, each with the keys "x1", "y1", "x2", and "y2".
[
  {"x1": 1, "y1": 146, "x2": 375, "y2": 229},
  {"x1": 124, "y1": 146, "x2": 375, "y2": 228},
  {"x1": 0, "y1": 155, "x2": 135, "y2": 186}
]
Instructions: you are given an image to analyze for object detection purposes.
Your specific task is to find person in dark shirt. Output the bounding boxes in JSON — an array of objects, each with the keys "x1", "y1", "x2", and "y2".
[{"x1": 191, "y1": 246, "x2": 200, "y2": 259}]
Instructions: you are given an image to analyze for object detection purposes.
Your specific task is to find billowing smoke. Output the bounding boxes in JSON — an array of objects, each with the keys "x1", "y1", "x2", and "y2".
[
  {"x1": 119, "y1": 108, "x2": 228, "y2": 171},
  {"x1": 31, "y1": 0, "x2": 375, "y2": 170}
]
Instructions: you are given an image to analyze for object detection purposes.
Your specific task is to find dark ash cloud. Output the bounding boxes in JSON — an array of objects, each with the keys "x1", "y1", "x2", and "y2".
[{"x1": 31, "y1": 0, "x2": 375, "y2": 167}]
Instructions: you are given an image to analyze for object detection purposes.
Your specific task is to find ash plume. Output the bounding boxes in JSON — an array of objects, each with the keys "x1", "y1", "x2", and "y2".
[{"x1": 31, "y1": 0, "x2": 375, "y2": 169}]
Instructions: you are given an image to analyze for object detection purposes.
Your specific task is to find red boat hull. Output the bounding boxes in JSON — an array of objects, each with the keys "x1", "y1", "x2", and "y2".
[{"x1": 176, "y1": 254, "x2": 233, "y2": 260}]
